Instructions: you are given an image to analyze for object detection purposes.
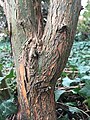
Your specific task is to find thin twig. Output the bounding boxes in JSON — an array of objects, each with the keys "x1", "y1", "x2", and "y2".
[
  {"x1": 57, "y1": 83, "x2": 85, "y2": 91},
  {"x1": 0, "y1": 87, "x2": 11, "y2": 91},
  {"x1": 80, "y1": 109, "x2": 90, "y2": 118},
  {"x1": 63, "y1": 70, "x2": 78, "y2": 73}
]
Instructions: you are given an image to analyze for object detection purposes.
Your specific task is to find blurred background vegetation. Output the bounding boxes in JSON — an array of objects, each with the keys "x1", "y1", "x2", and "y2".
[{"x1": 0, "y1": 0, "x2": 90, "y2": 120}]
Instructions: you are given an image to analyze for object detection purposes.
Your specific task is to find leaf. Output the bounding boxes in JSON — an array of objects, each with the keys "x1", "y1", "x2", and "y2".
[
  {"x1": 62, "y1": 77, "x2": 73, "y2": 87},
  {"x1": 0, "y1": 69, "x2": 15, "y2": 84},
  {"x1": 62, "y1": 77, "x2": 81, "y2": 88},
  {"x1": 68, "y1": 106, "x2": 90, "y2": 118},
  {"x1": 70, "y1": 65, "x2": 78, "y2": 71},
  {"x1": 81, "y1": 75, "x2": 90, "y2": 81},
  {"x1": 5, "y1": 69, "x2": 15, "y2": 79},
  {"x1": 84, "y1": 98, "x2": 90, "y2": 108},
  {"x1": 72, "y1": 87, "x2": 81, "y2": 94},
  {"x1": 73, "y1": 77, "x2": 81, "y2": 82},
  {"x1": 61, "y1": 72, "x2": 67, "y2": 77},
  {"x1": 68, "y1": 106, "x2": 81, "y2": 114},
  {"x1": 78, "y1": 66, "x2": 90, "y2": 74},
  {"x1": 0, "y1": 98, "x2": 17, "y2": 118},
  {"x1": 55, "y1": 90, "x2": 65, "y2": 102},
  {"x1": 79, "y1": 81, "x2": 90, "y2": 97},
  {"x1": 0, "y1": 77, "x2": 5, "y2": 84}
]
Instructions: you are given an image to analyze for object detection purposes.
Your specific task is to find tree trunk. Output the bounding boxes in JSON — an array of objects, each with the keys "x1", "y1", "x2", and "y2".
[{"x1": 2, "y1": 0, "x2": 81, "y2": 119}]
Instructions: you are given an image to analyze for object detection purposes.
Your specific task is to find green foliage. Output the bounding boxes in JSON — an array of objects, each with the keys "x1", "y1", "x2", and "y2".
[
  {"x1": 76, "y1": 1, "x2": 90, "y2": 41},
  {"x1": 84, "y1": 98, "x2": 90, "y2": 109},
  {"x1": 0, "y1": 98, "x2": 17, "y2": 120},
  {"x1": 5, "y1": 69, "x2": 15, "y2": 79},
  {"x1": 68, "y1": 106, "x2": 81, "y2": 114},
  {"x1": 55, "y1": 39, "x2": 90, "y2": 119},
  {"x1": 62, "y1": 77, "x2": 80, "y2": 87},
  {"x1": 62, "y1": 77, "x2": 72, "y2": 87},
  {"x1": 80, "y1": 80, "x2": 90, "y2": 98},
  {"x1": 0, "y1": 69, "x2": 15, "y2": 83},
  {"x1": 83, "y1": 1, "x2": 90, "y2": 22},
  {"x1": 0, "y1": 68, "x2": 17, "y2": 118},
  {"x1": 55, "y1": 90, "x2": 65, "y2": 102},
  {"x1": 68, "y1": 41, "x2": 90, "y2": 74},
  {"x1": 79, "y1": 79, "x2": 90, "y2": 108},
  {"x1": 0, "y1": 40, "x2": 17, "y2": 118},
  {"x1": 0, "y1": 80, "x2": 17, "y2": 118},
  {"x1": 0, "y1": 76, "x2": 5, "y2": 83}
]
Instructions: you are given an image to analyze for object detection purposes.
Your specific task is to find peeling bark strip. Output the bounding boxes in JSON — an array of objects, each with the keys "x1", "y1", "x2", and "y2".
[
  {"x1": 3, "y1": 0, "x2": 81, "y2": 120},
  {"x1": 18, "y1": 61, "x2": 30, "y2": 119}
]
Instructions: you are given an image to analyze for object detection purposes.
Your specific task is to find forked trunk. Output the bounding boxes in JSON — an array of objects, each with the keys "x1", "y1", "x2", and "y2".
[{"x1": 2, "y1": 0, "x2": 81, "y2": 119}]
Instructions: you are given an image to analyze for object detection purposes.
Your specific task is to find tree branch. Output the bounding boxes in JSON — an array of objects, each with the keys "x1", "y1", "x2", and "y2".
[
  {"x1": 37, "y1": 0, "x2": 82, "y2": 84},
  {"x1": 42, "y1": 0, "x2": 81, "y2": 45}
]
